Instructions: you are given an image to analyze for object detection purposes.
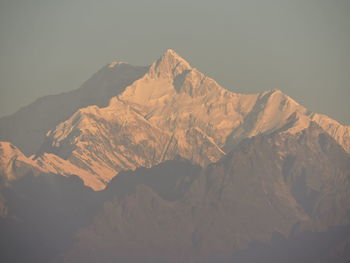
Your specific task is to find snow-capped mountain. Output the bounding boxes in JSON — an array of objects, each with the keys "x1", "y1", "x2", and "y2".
[
  {"x1": 0, "y1": 49, "x2": 350, "y2": 263},
  {"x1": 10, "y1": 49, "x2": 347, "y2": 189}
]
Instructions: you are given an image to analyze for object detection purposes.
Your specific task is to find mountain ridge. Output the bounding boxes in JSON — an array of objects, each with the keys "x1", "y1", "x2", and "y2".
[
  {"x1": 0, "y1": 49, "x2": 349, "y2": 190},
  {"x1": 0, "y1": 48, "x2": 349, "y2": 262}
]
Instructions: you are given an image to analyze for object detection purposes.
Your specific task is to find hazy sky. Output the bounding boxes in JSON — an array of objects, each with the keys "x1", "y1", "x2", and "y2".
[{"x1": 0, "y1": 0, "x2": 349, "y2": 124}]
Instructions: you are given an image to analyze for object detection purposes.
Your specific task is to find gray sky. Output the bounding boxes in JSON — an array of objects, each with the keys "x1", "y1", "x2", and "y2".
[{"x1": 0, "y1": 0, "x2": 349, "y2": 124}]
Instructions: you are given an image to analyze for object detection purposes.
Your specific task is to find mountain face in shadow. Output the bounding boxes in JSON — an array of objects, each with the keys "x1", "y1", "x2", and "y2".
[
  {"x1": 0, "y1": 172, "x2": 98, "y2": 263},
  {"x1": 230, "y1": 224, "x2": 350, "y2": 263},
  {"x1": 0, "y1": 124, "x2": 349, "y2": 263},
  {"x1": 0, "y1": 159, "x2": 201, "y2": 263},
  {"x1": 60, "y1": 124, "x2": 350, "y2": 263},
  {"x1": 103, "y1": 156, "x2": 201, "y2": 202},
  {"x1": 0, "y1": 50, "x2": 349, "y2": 263}
]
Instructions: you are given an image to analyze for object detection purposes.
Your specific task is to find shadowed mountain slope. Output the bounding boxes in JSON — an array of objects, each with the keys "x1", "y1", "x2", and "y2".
[{"x1": 62, "y1": 123, "x2": 350, "y2": 263}]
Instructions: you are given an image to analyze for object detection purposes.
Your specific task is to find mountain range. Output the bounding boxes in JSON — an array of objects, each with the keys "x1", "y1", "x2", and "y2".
[{"x1": 0, "y1": 49, "x2": 350, "y2": 262}]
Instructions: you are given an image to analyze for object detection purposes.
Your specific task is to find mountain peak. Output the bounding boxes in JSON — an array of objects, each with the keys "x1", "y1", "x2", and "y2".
[
  {"x1": 107, "y1": 61, "x2": 128, "y2": 68},
  {"x1": 162, "y1": 48, "x2": 182, "y2": 59},
  {"x1": 149, "y1": 49, "x2": 192, "y2": 78}
]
